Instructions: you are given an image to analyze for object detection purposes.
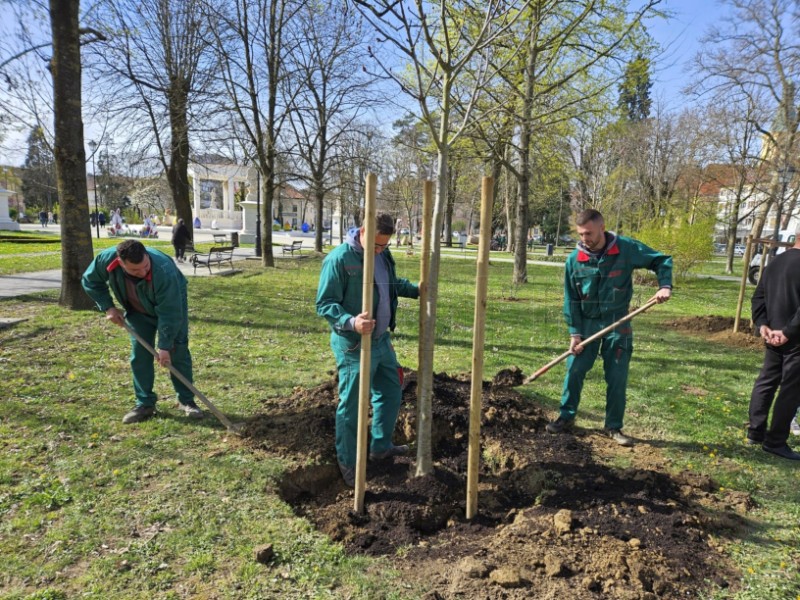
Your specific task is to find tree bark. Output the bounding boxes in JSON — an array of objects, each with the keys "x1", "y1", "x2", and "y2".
[{"x1": 50, "y1": 0, "x2": 95, "y2": 310}]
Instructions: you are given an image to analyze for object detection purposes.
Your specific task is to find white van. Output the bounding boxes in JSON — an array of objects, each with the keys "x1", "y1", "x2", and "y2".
[{"x1": 748, "y1": 230, "x2": 797, "y2": 284}]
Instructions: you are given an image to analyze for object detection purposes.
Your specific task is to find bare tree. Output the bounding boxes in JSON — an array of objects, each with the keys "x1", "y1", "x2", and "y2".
[
  {"x1": 693, "y1": 0, "x2": 800, "y2": 240},
  {"x1": 285, "y1": 2, "x2": 378, "y2": 252},
  {"x1": 91, "y1": 0, "x2": 216, "y2": 238},
  {"x1": 203, "y1": 0, "x2": 297, "y2": 266}
]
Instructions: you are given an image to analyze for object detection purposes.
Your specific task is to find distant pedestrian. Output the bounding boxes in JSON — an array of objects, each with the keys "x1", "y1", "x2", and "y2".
[
  {"x1": 39, "y1": 211, "x2": 47, "y2": 227},
  {"x1": 98, "y1": 212, "x2": 106, "y2": 227},
  {"x1": 171, "y1": 218, "x2": 191, "y2": 262}
]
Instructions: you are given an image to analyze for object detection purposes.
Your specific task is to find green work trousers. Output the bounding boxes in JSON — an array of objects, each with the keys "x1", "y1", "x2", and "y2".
[
  {"x1": 331, "y1": 331, "x2": 402, "y2": 467},
  {"x1": 558, "y1": 321, "x2": 632, "y2": 430},
  {"x1": 125, "y1": 310, "x2": 194, "y2": 408}
]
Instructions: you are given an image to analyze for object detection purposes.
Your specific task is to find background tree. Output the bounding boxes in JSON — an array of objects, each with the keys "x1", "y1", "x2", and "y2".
[
  {"x1": 49, "y1": 0, "x2": 96, "y2": 310},
  {"x1": 21, "y1": 126, "x2": 58, "y2": 213},
  {"x1": 285, "y1": 2, "x2": 377, "y2": 252},
  {"x1": 354, "y1": 0, "x2": 528, "y2": 476},
  {"x1": 93, "y1": 0, "x2": 216, "y2": 239},
  {"x1": 693, "y1": 0, "x2": 800, "y2": 240},
  {"x1": 204, "y1": 0, "x2": 295, "y2": 267}
]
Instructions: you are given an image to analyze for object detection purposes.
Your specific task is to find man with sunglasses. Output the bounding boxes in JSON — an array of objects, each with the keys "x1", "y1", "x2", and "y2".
[
  {"x1": 82, "y1": 239, "x2": 203, "y2": 424},
  {"x1": 316, "y1": 213, "x2": 419, "y2": 486}
]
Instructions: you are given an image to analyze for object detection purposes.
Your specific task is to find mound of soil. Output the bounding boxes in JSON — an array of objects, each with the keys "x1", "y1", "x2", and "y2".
[
  {"x1": 663, "y1": 315, "x2": 763, "y2": 350},
  {"x1": 241, "y1": 371, "x2": 747, "y2": 599}
]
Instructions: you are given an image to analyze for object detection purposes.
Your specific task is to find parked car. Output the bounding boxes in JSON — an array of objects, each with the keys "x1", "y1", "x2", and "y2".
[
  {"x1": 733, "y1": 244, "x2": 746, "y2": 257},
  {"x1": 748, "y1": 230, "x2": 797, "y2": 284},
  {"x1": 713, "y1": 243, "x2": 726, "y2": 254}
]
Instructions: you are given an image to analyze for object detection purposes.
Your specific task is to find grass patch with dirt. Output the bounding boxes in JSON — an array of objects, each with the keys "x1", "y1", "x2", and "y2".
[{"x1": 1, "y1": 252, "x2": 798, "y2": 599}]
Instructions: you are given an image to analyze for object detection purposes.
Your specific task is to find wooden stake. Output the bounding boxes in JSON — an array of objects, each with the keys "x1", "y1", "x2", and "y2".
[
  {"x1": 354, "y1": 173, "x2": 377, "y2": 514},
  {"x1": 734, "y1": 235, "x2": 753, "y2": 334},
  {"x1": 416, "y1": 181, "x2": 434, "y2": 476},
  {"x1": 466, "y1": 176, "x2": 494, "y2": 520}
]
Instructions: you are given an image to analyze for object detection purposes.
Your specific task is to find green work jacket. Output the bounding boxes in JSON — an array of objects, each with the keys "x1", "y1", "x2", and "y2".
[
  {"x1": 82, "y1": 246, "x2": 188, "y2": 350},
  {"x1": 316, "y1": 242, "x2": 419, "y2": 344},
  {"x1": 564, "y1": 234, "x2": 672, "y2": 336}
]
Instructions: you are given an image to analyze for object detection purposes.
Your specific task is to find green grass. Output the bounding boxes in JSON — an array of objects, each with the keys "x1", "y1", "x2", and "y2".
[{"x1": 1, "y1": 252, "x2": 799, "y2": 599}]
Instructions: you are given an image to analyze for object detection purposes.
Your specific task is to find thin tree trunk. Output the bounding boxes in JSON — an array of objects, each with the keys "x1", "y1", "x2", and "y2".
[{"x1": 50, "y1": 0, "x2": 95, "y2": 310}]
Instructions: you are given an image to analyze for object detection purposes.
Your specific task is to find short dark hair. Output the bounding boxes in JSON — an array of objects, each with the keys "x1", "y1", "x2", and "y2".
[
  {"x1": 117, "y1": 240, "x2": 147, "y2": 263},
  {"x1": 376, "y1": 213, "x2": 395, "y2": 235},
  {"x1": 575, "y1": 209, "x2": 604, "y2": 227}
]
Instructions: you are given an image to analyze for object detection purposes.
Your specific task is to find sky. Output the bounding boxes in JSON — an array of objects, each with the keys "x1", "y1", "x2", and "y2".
[
  {"x1": 0, "y1": 0, "x2": 723, "y2": 168},
  {"x1": 645, "y1": 0, "x2": 722, "y2": 110}
]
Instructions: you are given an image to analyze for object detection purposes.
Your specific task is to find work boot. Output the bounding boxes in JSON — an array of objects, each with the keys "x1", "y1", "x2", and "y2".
[
  {"x1": 605, "y1": 428, "x2": 634, "y2": 447},
  {"x1": 369, "y1": 444, "x2": 409, "y2": 461},
  {"x1": 179, "y1": 402, "x2": 204, "y2": 419},
  {"x1": 762, "y1": 444, "x2": 800, "y2": 461},
  {"x1": 122, "y1": 405, "x2": 156, "y2": 424},
  {"x1": 545, "y1": 416, "x2": 575, "y2": 434},
  {"x1": 338, "y1": 461, "x2": 355, "y2": 488}
]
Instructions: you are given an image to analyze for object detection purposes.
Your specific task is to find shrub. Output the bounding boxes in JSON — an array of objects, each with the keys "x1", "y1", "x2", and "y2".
[{"x1": 636, "y1": 216, "x2": 714, "y2": 280}]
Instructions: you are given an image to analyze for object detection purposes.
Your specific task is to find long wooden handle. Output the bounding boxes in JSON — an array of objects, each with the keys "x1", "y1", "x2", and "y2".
[
  {"x1": 523, "y1": 299, "x2": 659, "y2": 384},
  {"x1": 122, "y1": 322, "x2": 240, "y2": 432}
]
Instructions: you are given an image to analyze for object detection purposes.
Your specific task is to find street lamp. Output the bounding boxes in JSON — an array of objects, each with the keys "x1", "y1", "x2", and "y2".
[{"x1": 88, "y1": 140, "x2": 100, "y2": 239}]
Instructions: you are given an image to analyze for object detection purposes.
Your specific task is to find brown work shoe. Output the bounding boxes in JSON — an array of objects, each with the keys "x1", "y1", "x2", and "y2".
[
  {"x1": 605, "y1": 428, "x2": 634, "y2": 447},
  {"x1": 122, "y1": 405, "x2": 155, "y2": 424},
  {"x1": 546, "y1": 417, "x2": 575, "y2": 434}
]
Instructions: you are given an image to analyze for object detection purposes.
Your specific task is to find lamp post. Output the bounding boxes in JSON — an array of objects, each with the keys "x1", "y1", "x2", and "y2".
[
  {"x1": 88, "y1": 140, "x2": 100, "y2": 239},
  {"x1": 255, "y1": 170, "x2": 262, "y2": 257}
]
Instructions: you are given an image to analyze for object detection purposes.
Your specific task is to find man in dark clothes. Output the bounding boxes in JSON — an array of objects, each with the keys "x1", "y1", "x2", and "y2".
[{"x1": 747, "y1": 232, "x2": 800, "y2": 460}]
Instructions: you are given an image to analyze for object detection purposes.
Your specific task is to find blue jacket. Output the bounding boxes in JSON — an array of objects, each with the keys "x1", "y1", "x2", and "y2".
[{"x1": 82, "y1": 246, "x2": 188, "y2": 350}]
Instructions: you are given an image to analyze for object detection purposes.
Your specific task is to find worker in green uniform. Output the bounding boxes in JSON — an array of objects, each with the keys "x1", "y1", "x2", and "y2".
[
  {"x1": 316, "y1": 213, "x2": 419, "y2": 486},
  {"x1": 82, "y1": 239, "x2": 203, "y2": 424},
  {"x1": 546, "y1": 209, "x2": 672, "y2": 446}
]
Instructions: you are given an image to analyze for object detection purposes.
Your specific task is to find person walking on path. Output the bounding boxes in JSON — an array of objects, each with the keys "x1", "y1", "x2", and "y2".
[
  {"x1": 316, "y1": 213, "x2": 420, "y2": 486},
  {"x1": 82, "y1": 240, "x2": 204, "y2": 424},
  {"x1": 171, "y1": 218, "x2": 192, "y2": 262},
  {"x1": 546, "y1": 209, "x2": 672, "y2": 447},
  {"x1": 747, "y1": 233, "x2": 800, "y2": 460}
]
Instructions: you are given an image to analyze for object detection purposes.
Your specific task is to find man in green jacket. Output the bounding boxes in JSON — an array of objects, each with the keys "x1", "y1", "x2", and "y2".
[
  {"x1": 82, "y1": 239, "x2": 203, "y2": 424},
  {"x1": 546, "y1": 209, "x2": 672, "y2": 446},
  {"x1": 316, "y1": 213, "x2": 419, "y2": 486}
]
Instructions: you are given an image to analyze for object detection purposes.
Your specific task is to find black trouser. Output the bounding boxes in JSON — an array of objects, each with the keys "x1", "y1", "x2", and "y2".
[
  {"x1": 174, "y1": 244, "x2": 185, "y2": 260},
  {"x1": 748, "y1": 343, "x2": 800, "y2": 447}
]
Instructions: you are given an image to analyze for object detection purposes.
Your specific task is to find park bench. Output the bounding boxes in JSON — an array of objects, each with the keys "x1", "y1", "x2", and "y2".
[
  {"x1": 281, "y1": 240, "x2": 304, "y2": 256},
  {"x1": 191, "y1": 246, "x2": 235, "y2": 274},
  {"x1": 212, "y1": 233, "x2": 229, "y2": 244}
]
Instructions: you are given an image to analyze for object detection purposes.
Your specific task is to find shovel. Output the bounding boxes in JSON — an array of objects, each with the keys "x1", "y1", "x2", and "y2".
[
  {"x1": 122, "y1": 322, "x2": 244, "y2": 434},
  {"x1": 522, "y1": 298, "x2": 659, "y2": 384}
]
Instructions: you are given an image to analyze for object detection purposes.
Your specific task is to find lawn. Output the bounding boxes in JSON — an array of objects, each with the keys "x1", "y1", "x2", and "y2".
[{"x1": 1, "y1": 251, "x2": 798, "y2": 599}]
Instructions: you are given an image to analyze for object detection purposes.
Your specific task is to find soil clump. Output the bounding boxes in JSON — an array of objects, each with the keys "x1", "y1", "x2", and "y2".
[
  {"x1": 242, "y1": 371, "x2": 746, "y2": 599},
  {"x1": 663, "y1": 315, "x2": 763, "y2": 350}
]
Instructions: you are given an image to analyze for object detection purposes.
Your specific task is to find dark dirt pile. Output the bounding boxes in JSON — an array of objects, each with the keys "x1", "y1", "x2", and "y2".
[
  {"x1": 663, "y1": 315, "x2": 763, "y2": 350},
  {"x1": 242, "y1": 369, "x2": 748, "y2": 599}
]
